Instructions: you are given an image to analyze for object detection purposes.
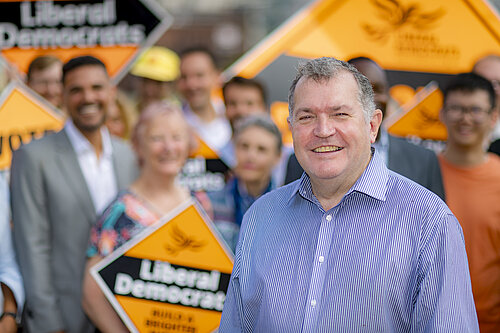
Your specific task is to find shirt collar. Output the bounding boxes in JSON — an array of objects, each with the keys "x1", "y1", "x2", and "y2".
[
  {"x1": 64, "y1": 120, "x2": 113, "y2": 157},
  {"x1": 288, "y1": 148, "x2": 388, "y2": 205}
]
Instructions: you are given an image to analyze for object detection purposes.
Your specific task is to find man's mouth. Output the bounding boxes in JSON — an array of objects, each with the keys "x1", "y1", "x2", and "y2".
[
  {"x1": 312, "y1": 145, "x2": 343, "y2": 153},
  {"x1": 78, "y1": 104, "x2": 100, "y2": 115}
]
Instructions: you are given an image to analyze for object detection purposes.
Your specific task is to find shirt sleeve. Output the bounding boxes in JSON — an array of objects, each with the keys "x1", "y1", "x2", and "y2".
[
  {"x1": 218, "y1": 242, "x2": 243, "y2": 332},
  {"x1": 0, "y1": 173, "x2": 24, "y2": 316},
  {"x1": 413, "y1": 212, "x2": 479, "y2": 332}
]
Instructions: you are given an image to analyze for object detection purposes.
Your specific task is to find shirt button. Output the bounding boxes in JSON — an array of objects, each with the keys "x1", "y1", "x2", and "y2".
[
  {"x1": 311, "y1": 299, "x2": 317, "y2": 307},
  {"x1": 325, "y1": 214, "x2": 332, "y2": 222},
  {"x1": 318, "y1": 256, "x2": 325, "y2": 263}
]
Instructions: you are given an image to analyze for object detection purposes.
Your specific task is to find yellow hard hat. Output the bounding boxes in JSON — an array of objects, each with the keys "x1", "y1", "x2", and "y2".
[{"x1": 131, "y1": 46, "x2": 180, "y2": 82}]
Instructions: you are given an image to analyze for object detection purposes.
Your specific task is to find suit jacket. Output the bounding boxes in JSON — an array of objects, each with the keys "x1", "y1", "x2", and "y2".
[
  {"x1": 387, "y1": 136, "x2": 445, "y2": 200},
  {"x1": 285, "y1": 136, "x2": 445, "y2": 200},
  {"x1": 10, "y1": 129, "x2": 138, "y2": 333},
  {"x1": 488, "y1": 138, "x2": 500, "y2": 156}
]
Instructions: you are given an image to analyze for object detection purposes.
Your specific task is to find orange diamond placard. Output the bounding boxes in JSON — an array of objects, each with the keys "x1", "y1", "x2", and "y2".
[
  {"x1": 179, "y1": 136, "x2": 230, "y2": 192},
  {"x1": 190, "y1": 136, "x2": 220, "y2": 160},
  {"x1": 91, "y1": 199, "x2": 234, "y2": 333},
  {"x1": 225, "y1": 0, "x2": 500, "y2": 79},
  {"x1": 0, "y1": 82, "x2": 64, "y2": 170},
  {"x1": 386, "y1": 82, "x2": 447, "y2": 141},
  {"x1": 0, "y1": 0, "x2": 172, "y2": 83}
]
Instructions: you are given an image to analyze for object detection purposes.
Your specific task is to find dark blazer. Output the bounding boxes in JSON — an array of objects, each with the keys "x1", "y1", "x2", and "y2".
[
  {"x1": 285, "y1": 135, "x2": 445, "y2": 201},
  {"x1": 10, "y1": 129, "x2": 138, "y2": 333},
  {"x1": 488, "y1": 138, "x2": 500, "y2": 156},
  {"x1": 387, "y1": 136, "x2": 445, "y2": 200}
]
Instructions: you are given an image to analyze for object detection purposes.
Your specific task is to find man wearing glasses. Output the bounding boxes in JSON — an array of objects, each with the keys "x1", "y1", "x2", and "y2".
[{"x1": 439, "y1": 72, "x2": 500, "y2": 332}]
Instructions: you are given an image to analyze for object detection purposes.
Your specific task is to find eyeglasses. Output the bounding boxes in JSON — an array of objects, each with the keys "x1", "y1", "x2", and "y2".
[{"x1": 444, "y1": 105, "x2": 493, "y2": 122}]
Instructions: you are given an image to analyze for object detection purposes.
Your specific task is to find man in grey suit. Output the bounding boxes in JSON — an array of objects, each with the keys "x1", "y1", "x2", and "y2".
[
  {"x1": 10, "y1": 56, "x2": 138, "y2": 333},
  {"x1": 285, "y1": 57, "x2": 445, "y2": 200}
]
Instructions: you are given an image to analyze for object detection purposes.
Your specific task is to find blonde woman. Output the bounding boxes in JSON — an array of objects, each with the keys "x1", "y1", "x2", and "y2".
[{"x1": 82, "y1": 102, "x2": 202, "y2": 332}]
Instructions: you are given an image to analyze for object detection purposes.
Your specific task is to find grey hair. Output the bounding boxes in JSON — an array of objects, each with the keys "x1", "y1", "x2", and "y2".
[
  {"x1": 288, "y1": 57, "x2": 376, "y2": 122},
  {"x1": 233, "y1": 114, "x2": 283, "y2": 154}
]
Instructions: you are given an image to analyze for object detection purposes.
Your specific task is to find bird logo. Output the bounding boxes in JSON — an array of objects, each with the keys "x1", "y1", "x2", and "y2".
[
  {"x1": 164, "y1": 223, "x2": 206, "y2": 256},
  {"x1": 415, "y1": 105, "x2": 441, "y2": 130},
  {"x1": 362, "y1": 0, "x2": 445, "y2": 44}
]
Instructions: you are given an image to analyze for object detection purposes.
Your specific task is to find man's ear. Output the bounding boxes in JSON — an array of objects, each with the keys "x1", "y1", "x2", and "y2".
[
  {"x1": 490, "y1": 108, "x2": 499, "y2": 129},
  {"x1": 369, "y1": 109, "x2": 383, "y2": 144}
]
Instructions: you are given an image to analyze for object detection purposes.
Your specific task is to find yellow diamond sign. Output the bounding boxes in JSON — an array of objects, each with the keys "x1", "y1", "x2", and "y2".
[
  {"x1": 179, "y1": 136, "x2": 230, "y2": 192},
  {"x1": 91, "y1": 199, "x2": 234, "y2": 333},
  {"x1": 386, "y1": 82, "x2": 447, "y2": 141},
  {"x1": 0, "y1": 0, "x2": 172, "y2": 82},
  {"x1": 225, "y1": 0, "x2": 500, "y2": 79},
  {"x1": 0, "y1": 82, "x2": 64, "y2": 170}
]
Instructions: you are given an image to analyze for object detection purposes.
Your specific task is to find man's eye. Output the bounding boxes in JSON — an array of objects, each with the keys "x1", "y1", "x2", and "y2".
[{"x1": 470, "y1": 107, "x2": 484, "y2": 114}]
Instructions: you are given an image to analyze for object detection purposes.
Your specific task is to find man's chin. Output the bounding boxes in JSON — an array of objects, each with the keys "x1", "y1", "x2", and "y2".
[{"x1": 74, "y1": 120, "x2": 105, "y2": 134}]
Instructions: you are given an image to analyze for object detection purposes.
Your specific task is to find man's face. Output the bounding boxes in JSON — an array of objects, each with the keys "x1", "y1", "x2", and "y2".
[
  {"x1": 350, "y1": 60, "x2": 389, "y2": 117},
  {"x1": 28, "y1": 62, "x2": 63, "y2": 108},
  {"x1": 177, "y1": 52, "x2": 219, "y2": 112},
  {"x1": 441, "y1": 90, "x2": 497, "y2": 149},
  {"x1": 139, "y1": 77, "x2": 169, "y2": 107},
  {"x1": 63, "y1": 65, "x2": 112, "y2": 134},
  {"x1": 473, "y1": 58, "x2": 500, "y2": 106},
  {"x1": 289, "y1": 73, "x2": 381, "y2": 186},
  {"x1": 224, "y1": 84, "x2": 266, "y2": 130}
]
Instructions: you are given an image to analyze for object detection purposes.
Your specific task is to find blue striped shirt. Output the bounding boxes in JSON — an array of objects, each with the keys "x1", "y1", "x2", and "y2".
[{"x1": 219, "y1": 151, "x2": 478, "y2": 332}]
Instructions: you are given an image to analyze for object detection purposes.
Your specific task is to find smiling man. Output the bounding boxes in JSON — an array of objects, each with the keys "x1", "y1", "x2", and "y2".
[
  {"x1": 219, "y1": 57, "x2": 478, "y2": 332},
  {"x1": 285, "y1": 57, "x2": 445, "y2": 200},
  {"x1": 10, "y1": 56, "x2": 138, "y2": 333},
  {"x1": 438, "y1": 72, "x2": 500, "y2": 332},
  {"x1": 177, "y1": 47, "x2": 231, "y2": 152}
]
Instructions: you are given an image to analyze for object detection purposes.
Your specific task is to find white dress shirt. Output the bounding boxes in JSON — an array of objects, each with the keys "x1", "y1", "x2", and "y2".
[
  {"x1": 183, "y1": 101, "x2": 232, "y2": 151},
  {"x1": 65, "y1": 121, "x2": 117, "y2": 215}
]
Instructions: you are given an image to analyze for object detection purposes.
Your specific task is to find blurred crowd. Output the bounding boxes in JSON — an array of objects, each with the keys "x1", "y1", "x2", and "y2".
[{"x1": 1, "y1": 45, "x2": 500, "y2": 332}]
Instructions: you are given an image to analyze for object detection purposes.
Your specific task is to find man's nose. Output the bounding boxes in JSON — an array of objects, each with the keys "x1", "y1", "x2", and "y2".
[
  {"x1": 313, "y1": 115, "x2": 335, "y2": 137},
  {"x1": 185, "y1": 76, "x2": 199, "y2": 89},
  {"x1": 82, "y1": 89, "x2": 97, "y2": 103}
]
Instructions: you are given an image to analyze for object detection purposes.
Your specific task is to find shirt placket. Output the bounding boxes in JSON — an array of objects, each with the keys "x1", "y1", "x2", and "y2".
[{"x1": 301, "y1": 208, "x2": 338, "y2": 332}]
